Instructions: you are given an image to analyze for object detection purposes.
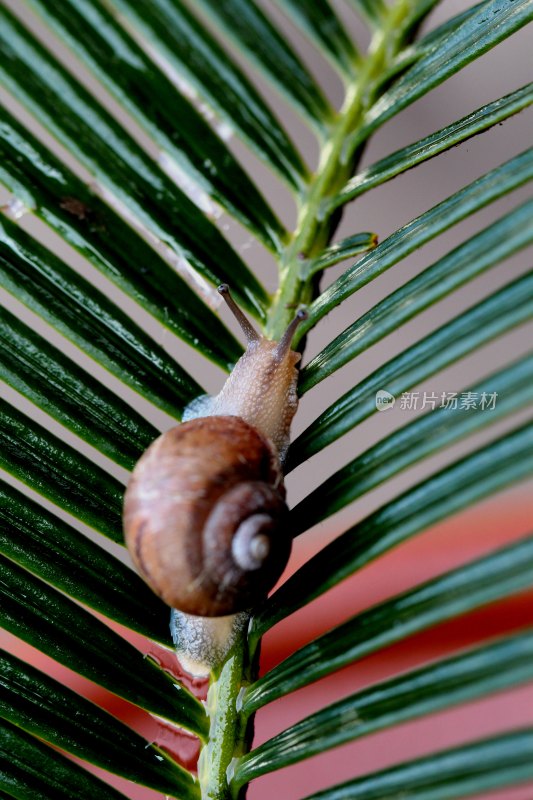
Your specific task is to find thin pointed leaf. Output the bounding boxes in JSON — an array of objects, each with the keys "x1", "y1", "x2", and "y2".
[
  {"x1": 0, "y1": 215, "x2": 200, "y2": 416},
  {"x1": 346, "y1": 0, "x2": 386, "y2": 27},
  {"x1": 0, "y1": 105, "x2": 241, "y2": 369},
  {"x1": 0, "y1": 400, "x2": 123, "y2": 543},
  {"x1": 293, "y1": 354, "x2": 533, "y2": 535},
  {"x1": 0, "y1": 6, "x2": 267, "y2": 318},
  {"x1": 244, "y1": 533, "x2": 533, "y2": 713},
  {"x1": 407, "y1": 4, "x2": 488, "y2": 67},
  {"x1": 0, "y1": 556, "x2": 208, "y2": 736},
  {"x1": 253, "y1": 423, "x2": 533, "y2": 644},
  {"x1": 291, "y1": 271, "x2": 533, "y2": 467},
  {"x1": 27, "y1": 0, "x2": 286, "y2": 254},
  {"x1": 335, "y1": 83, "x2": 533, "y2": 207},
  {"x1": 273, "y1": 0, "x2": 359, "y2": 75},
  {"x1": 404, "y1": 0, "x2": 445, "y2": 31},
  {"x1": 301, "y1": 198, "x2": 533, "y2": 393},
  {"x1": 0, "y1": 650, "x2": 198, "y2": 797},
  {"x1": 194, "y1": 0, "x2": 333, "y2": 126},
  {"x1": 0, "y1": 306, "x2": 157, "y2": 470},
  {"x1": 0, "y1": 719, "x2": 131, "y2": 800},
  {"x1": 306, "y1": 148, "x2": 533, "y2": 334},
  {"x1": 0, "y1": 479, "x2": 170, "y2": 644},
  {"x1": 108, "y1": 0, "x2": 308, "y2": 188},
  {"x1": 348, "y1": 0, "x2": 533, "y2": 155},
  {"x1": 305, "y1": 232, "x2": 378, "y2": 275},
  {"x1": 235, "y1": 631, "x2": 533, "y2": 785},
  {"x1": 377, "y1": 4, "x2": 489, "y2": 104},
  {"x1": 298, "y1": 729, "x2": 533, "y2": 800}
]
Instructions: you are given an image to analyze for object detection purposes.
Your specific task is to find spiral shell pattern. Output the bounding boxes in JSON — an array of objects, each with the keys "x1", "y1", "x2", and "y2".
[{"x1": 123, "y1": 415, "x2": 291, "y2": 616}]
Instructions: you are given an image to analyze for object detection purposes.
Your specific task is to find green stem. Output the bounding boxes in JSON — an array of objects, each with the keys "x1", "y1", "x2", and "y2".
[
  {"x1": 197, "y1": 626, "x2": 255, "y2": 800},
  {"x1": 197, "y1": 3, "x2": 418, "y2": 796},
  {"x1": 266, "y1": 0, "x2": 414, "y2": 341}
]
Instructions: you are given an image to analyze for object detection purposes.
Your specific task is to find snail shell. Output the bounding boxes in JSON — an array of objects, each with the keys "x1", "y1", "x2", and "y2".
[{"x1": 124, "y1": 415, "x2": 290, "y2": 616}]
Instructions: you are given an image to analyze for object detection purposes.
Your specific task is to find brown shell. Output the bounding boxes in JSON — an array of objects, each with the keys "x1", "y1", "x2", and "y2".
[{"x1": 123, "y1": 415, "x2": 291, "y2": 616}]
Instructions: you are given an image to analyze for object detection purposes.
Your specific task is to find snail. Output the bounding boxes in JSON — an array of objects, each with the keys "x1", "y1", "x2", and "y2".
[{"x1": 123, "y1": 285, "x2": 307, "y2": 671}]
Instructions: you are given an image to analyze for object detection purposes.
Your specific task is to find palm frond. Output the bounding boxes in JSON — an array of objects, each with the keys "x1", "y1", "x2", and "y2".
[{"x1": 0, "y1": 0, "x2": 531, "y2": 797}]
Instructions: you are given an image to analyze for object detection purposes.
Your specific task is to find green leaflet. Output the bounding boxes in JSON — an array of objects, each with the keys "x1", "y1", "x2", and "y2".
[
  {"x1": 298, "y1": 729, "x2": 533, "y2": 800},
  {"x1": 108, "y1": 0, "x2": 308, "y2": 188},
  {"x1": 333, "y1": 83, "x2": 533, "y2": 207},
  {"x1": 0, "y1": 5, "x2": 268, "y2": 318},
  {"x1": 293, "y1": 354, "x2": 533, "y2": 535},
  {"x1": 0, "y1": 718, "x2": 131, "y2": 800},
  {"x1": 300, "y1": 198, "x2": 533, "y2": 393},
  {"x1": 0, "y1": 556, "x2": 207, "y2": 736},
  {"x1": 252, "y1": 422, "x2": 533, "y2": 644},
  {"x1": 347, "y1": 0, "x2": 533, "y2": 155},
  {"x1": 0, "y1": 480, "x2": 170, "y2": 644},
  {"x1": 273, "y1": 0, "x2": 359, "y2": 75},
  {"x1": 0, "y1": 105, "x2": 241, "y2": 370},
  {"x1": 376, "y1": 4, "x2": 485, "y2": 95},
  {"x1": 291, "y1": 271, "x2": 533, "y2": 466},
  {"x1": 234, "y1": 630, "x2": 533, "y2": 785},
  {"x1": 304, "y1": 232, "x2": 378, "y2": 276},
  {"x1": 244, "y1": 533, "x2": 533, "y2": 713},
  {"x1": 26, "y1": 0, "x2": 286, "y2": 254},
  {"x1": 346, "y1": 0, "x2": 386, "y2": 27},
  {"x1": 301, "y1": 148, "x2": 533, "y2": 338},
  {"x1": 0, "y1": 650, "x2": 198, "y2": 796},
  {"x1": 0, "y1": 400, "x2": 123, "y2": 543},
  {"x1": 0, "y1": 305, "x2": 157, "y2": 470},
  {"x1": 0, "y1": 215, "x2": 201, "y2": 416},
  {"x1": 194, "y1": 0, "x2": 333, "y2": 126}
]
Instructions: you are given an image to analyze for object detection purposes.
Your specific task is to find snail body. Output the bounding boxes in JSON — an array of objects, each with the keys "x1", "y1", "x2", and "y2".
[{"x1": 123, "y1": 286, "x2": 306, "y2": 623}]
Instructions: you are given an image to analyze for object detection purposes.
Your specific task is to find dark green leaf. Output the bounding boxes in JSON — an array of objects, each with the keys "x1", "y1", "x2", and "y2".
[
  {"x1": 244, "y1": 534, "x2": 533, "y2": 713},
  {"x1": 293, "y1": 354, "x2": 533, "y2": 535},
  {"x1": 0, "y1": 479, "x2": 170, "y2": 644},
  {"x1": 0, "y1": 105, "x2": 241, "y2": 370},
  {"x1": 254, "y1": 422, "x2": 533, "y2": 645},
  {"x1": 403, "y1": 0, "x2": 444, "y2": 31},
  {"x1": 0, "y1": 718, "x2": 131, "y2": 800},
  {"x1": 305, "y1": 232, "x2": 378, "y2": 276},
  {"x1": 298, "y1": 729, "x2": 533, "y2": 800},
  {"x1": 235, "y1": 630, "x2": 533, "y2": 785},
  {"x1": 346, "y1": 0, "x2": 386, "y2": 27},
  {"x1": 301, "y1": 197, "x2": 533, "y2": 393},
  {"x1": 348, "y1": 0, "x2": 533, "y2": 154},
  {"x1": 108, "y1": 0, "x2": 308, "y2": 188},
  {"x1": 194, "y1": 0, "x2": 333, "y2": 126},
  {"x1": 305, "y1": 148, "x2": 533, "y2": 335},
  {"x1": 379, "y1": 5, "x2": 485, "y2": 91},
  {"x1": 27, "y1": 0, "x2": 286, "y2": 253},
  {"x1": 273, "y1": 0, "x2": 359, "y2": 75},
  {"x1": 334, "y1": 83, "x2": 533, "y2": 206},
  {"x1": 0, "y1": 215, "x2": 200, "y2": 416},
  {"x1": 291, "y1": 271, "x2": 533, "y2": 466},
  {"x1": 0, "y1": 306, "x2": 157, "y2": 470},
  {"x1": 408, "y1": 4, "x2": 487, "y2": 65},
  {"x1": 0, "y1": 556, "x2": 208, "y2": 736},
  {"x1": 0, "y1": 400, "x2": 123, "y2": 543},
  {"x1": 0, "y1": 650, "x2": 198, "y2": 796},
  {"x1": 0, "y1": 6, "x2": 267, "y2": 318}
]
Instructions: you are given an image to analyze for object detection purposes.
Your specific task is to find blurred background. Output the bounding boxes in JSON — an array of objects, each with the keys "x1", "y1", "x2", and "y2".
[{"x1": 1, "y1": 0, "x2": 532, "y2": 797}]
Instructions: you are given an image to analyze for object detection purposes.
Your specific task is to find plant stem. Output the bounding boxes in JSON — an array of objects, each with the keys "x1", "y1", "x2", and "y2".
[
  {"x1": 266, "y1": 0, "x2": 414, "y2": 341},
  {"x1": 197, "y1": 626, "x2": 254, "y2": 799},
  {"x1": 197, "y1": 3, "x2": 417, "y2": 796}
]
